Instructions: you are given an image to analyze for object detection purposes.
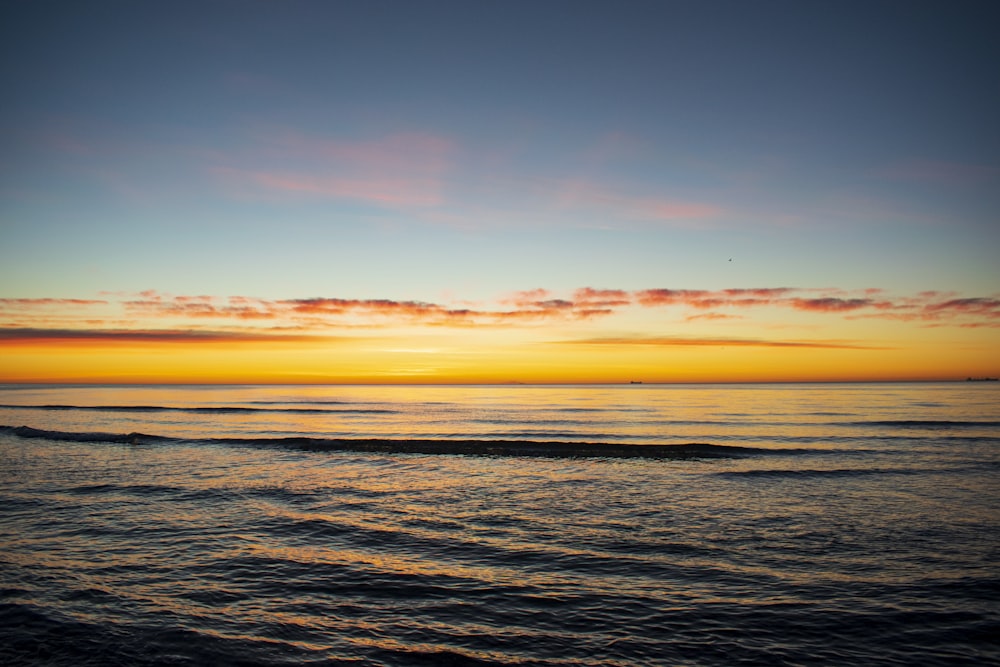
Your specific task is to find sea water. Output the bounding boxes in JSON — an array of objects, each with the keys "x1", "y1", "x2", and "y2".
[{"x1": 1, "y1": 383, "x2": 997, "y2": 665}]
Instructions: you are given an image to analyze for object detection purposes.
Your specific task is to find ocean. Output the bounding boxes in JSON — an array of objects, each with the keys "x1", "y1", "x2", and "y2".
[{"x1": 1, "y1": 382, "x2": 997, "y2": 666}]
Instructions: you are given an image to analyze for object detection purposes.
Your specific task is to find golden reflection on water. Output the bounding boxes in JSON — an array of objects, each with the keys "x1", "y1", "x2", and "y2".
[
  {"x1": 2, "y1": 382, "x2": 998, "y2": 667},
  {"x1": 3, "y1": 383, "x2": 998, "y2": 453}
]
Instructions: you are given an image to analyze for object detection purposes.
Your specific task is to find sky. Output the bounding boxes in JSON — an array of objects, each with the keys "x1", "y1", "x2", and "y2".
[{"x1": 1, "y1": 0, "x2": 998, "y2": 383}]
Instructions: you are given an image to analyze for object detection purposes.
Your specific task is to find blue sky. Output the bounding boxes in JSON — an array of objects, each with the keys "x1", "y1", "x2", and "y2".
[{"x1": 1, "y1": 1, "x2": 997, "y2": 382}]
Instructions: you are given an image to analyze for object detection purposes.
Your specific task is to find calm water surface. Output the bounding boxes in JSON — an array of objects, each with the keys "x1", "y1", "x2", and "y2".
[{"x1": 1, "y1": 383, "x2": 998, "y2": 665}]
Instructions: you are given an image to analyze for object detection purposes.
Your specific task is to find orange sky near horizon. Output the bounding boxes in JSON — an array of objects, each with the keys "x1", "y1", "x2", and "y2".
[
  {"x1": 1, "y1": 288, "x2": 996, "y2": 384},
  {"x1": 0, "y1": 338, "x2": 989, "y2": 385}
]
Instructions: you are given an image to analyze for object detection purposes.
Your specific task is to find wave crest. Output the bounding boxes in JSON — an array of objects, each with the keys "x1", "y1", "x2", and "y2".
[
  {"x1": 0, "y1": 403, "x2": 396, "y2": 415},
  {"x1": 0, "y1": 425, "x2": 767, "y2": 460}
]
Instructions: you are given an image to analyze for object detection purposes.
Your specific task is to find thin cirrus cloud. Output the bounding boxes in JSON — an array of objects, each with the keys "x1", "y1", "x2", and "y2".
[
  {"x1": 42, "y1": 122, "x2": 732, "y2": 229},
  {"x1": 560, "y1": 336, "x2": 890, "y2": 350},
  {"x1": 211, "y1": 131, "x2": 454, "y2": 208},
  {"x1": 0, "y1": 327, "x2": 330, "y2": 344},
  {"x1": 554, "y1": 180, "x2": 723, "y2": 227},
  {"x1": 0, "y1": 298, "x2": 112, "y2": 329},
  {"x1": 874, "y1": 159, "x2": 1000, "y2": 187},
  {"x1": 686, "y1": 313, "x2": 743, "y2": 322},
  {"x1": 208, "y1": 128, "x2": 729, "y2": 228},
  {"x1": 212, "y1": 169, "x2": 446, "y2": 208},
  {"x1": 0, "y1": 298, "x2": 108, "y2": 308}
]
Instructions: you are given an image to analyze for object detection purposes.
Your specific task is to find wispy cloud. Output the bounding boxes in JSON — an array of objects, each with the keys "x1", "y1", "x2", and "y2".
[
  {"x1": 685, "y1": 312, "x2": 742, "y2": 322},
  {"x1": 213, "y1": 168, "x2": 445, "y2": 207},
  {"x1": 554, "y1": 180, "x2": 723, "y2": 227},
  {"x1": 560, "y1": 336, "x2": 890, "y2": 350},
  {"x1": 875, "y1": 159, "x2": 1000, "y2": 187},
  {"x1": 0, "y1": 298, "x2": 114, "y2": 330},
  {"x1": 0, "y1": 327, "x2": 329, "y2": 344},
  {"x1": 0, "y1": 298, "x2": 107, "y2": 308},
  {"x1": 212, "y1": 131, "x2": 454, "y2": 208}
]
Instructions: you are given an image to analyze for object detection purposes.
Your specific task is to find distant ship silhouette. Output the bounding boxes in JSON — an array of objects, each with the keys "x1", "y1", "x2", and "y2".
[{"x1": 966, "y1": 377, "x2": 998, "y2": 382}]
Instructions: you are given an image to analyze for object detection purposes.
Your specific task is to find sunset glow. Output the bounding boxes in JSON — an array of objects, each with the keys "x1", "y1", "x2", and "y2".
[
  {"x1": 1, "y1": 286, "x2": 996, "y2": 383},
  {"x1": 1, "y1": 1, "x2": 997, "y2": 384},
  {"x1": 1, "y1": 6, "x2": 999, "y2": 665}
]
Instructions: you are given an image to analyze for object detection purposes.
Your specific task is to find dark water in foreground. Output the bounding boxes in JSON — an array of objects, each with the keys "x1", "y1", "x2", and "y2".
[{"x1": 1, "y1": 383, "x2": 998, "y2": 665}]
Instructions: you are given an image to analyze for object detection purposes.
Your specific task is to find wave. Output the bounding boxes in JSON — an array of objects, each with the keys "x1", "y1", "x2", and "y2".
[
  {"x1": 245, "y1": 400, "x2": 353, "y2": 405},
  {"x1": 0, "y1": 425, "x2": 782, "y2": 460},
  {"x1": 847, "y1": 420, "x2": 1000, "y2": 428},
  {"x1": 716, "y1": 467, "x2": 922, "y2": 479},
  {"x1": 550, "y1": 406, "x2": 652, "y2": 413},
  {"x1": 0, "y1": 403, "x2": 396, "y2": 415}
]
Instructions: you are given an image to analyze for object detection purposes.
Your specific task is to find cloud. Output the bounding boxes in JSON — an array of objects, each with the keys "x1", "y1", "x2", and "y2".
[
  {"x1": 573, "y1": 288, "x2": 632, "y2": 308},
  {"x1": 7, "y1": 287, "x2": 1000, "y2": 336},
  {"x1": 42, "y1": 131, "x2": 93, "y2": 155},
  {"x1": 280, "y1": 297, "x2": 453, "y2": 319},
  {"x1": 500, "y1": 292, "x2": 573, "y2": 312},
  {"x1": 634, "y1": 289, "x2": 709, "y2": 307},
  {"x1": 561, "y1": 336, "x2": 890, "y2": 350},
  {"x1": 0, "y1": 298, "x2": 107, "y2": 309},
  {"x1": 721, "y1": 288, "x2": 795, "y2": 298},
  {"x1": 876, "y1": 159, "x2": 1000, "y2": 187},
  {"x1": 119, "y1": 291, "x2": 609, "y2": 328},
  {"x1": 788, "y1": 297, "x2": 876, "y2": 312},
  {"x1": 634, "y1": 288, "x2": 787, "y2": 309},
  {"x1": 632, "y1": 287, "x2": 1000, "y2": 325},
  {"x1": 214, "y1": 169, "x2": 445, "y2": 207},
  {"x1": 0, "y1": 327, "x2": 330, "y2": 345},
  {"x1": 211, "y1": 131, "x2": 454, "y2": 209},
  {"x1": 141, "y1": 288, "x2": 628, "y2": 327},
  {"x1": 123, "y1": 294, "x2": 277, "y2": 320},
  {"x1": 283, "y1": 131, "x2": 453, "y2": 169},
  {"x1": 0, "y1": 299, "x2": 114, "y2": 330},
  {"x1": 685, "y1": 312, "x2": 742, "y2": 322},
  {"x1": 496, "y1": 288, "x2": 622, "y2": 321},
  {"x1": 845, "y1": 295, "x2": 1000, "y2": 325},
  {"x1": 636, "y1": 287, "x2": 802, "y2": 308},
  {"x1": 554, "y1": 180, "x2": 723, "y2": 227},
  {"x1": 924, "y1": 297, "x2": 1000, "y2": 317},
  {"x1": 501, "y1": 288, "x2": 552, "y2": 307}
]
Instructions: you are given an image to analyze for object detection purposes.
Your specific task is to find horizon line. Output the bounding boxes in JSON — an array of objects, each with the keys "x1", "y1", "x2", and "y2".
[{"x1": 0, "y1": 378, "x2": 989, "y2": 387}]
